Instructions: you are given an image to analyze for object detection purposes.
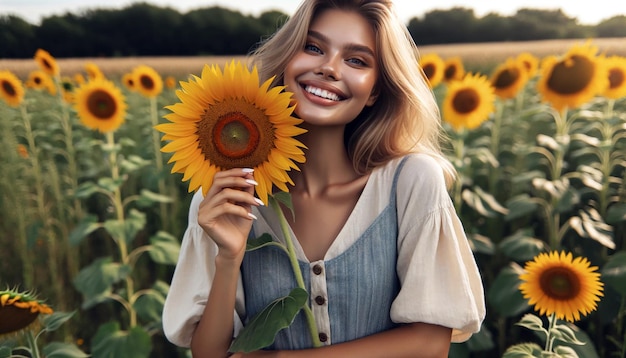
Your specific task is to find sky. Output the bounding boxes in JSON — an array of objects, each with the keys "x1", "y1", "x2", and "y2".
[{"x1": 1, "y1": 0, "x2": 625, "y2": 26}]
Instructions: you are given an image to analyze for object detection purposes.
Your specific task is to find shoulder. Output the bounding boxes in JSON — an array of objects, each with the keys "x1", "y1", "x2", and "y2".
[
  {"x1": 397, "y1": 153, "x2": 447, "y2": 187},
  {"x1": 393, "y1": 154, "x2": 452, "y2": 211}
]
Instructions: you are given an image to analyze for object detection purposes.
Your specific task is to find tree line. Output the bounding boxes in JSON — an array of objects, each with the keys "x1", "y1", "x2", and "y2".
[{"x1": 1, "y1": 2, "x2": 625, "y2": 58}]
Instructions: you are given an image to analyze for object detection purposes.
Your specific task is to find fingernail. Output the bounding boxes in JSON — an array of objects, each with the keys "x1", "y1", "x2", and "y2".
[
  {"x1": 248, "y1": 212, "x2": 258, "y2": 220},
  {"x1": 242, "y1": 168, "x2": 254, "y2": 173},
  {"x1": 254, "y1": 198, "x2": 265, "y2": 206},
  {"x1": 246, "y1": 179, "x2": 258, "y2": 186}
]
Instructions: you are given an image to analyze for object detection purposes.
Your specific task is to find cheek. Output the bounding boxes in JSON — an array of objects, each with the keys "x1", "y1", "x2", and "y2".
[{"x1": 353, "y1": 73, "x2": 378, "y2": 99}]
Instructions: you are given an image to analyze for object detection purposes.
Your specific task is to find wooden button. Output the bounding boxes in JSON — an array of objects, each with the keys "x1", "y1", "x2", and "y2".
[
  {"x1": 319, "y1": 332, "x2": 328, "y2": 342},
  {"x1": 312, "y1": 264, "x2": 323, "y2": 275},
  {"x1": 314, "y1": 295, "x2": 326, "y2": 305}
]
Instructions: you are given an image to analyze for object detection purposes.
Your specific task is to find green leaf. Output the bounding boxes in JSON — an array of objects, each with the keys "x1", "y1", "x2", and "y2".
[
  {"x1": 505, "y1": 195, "x2": 539, "y2": 221},
  {"x1": 554, "y1": 187, "x2": 579, "y2": 214},
  {"x1": 0, "y1": 346, "x2": 11, "y2": 358},
  {"x1": 125, "y1": 209, "x2": 147, "y2": 244},
  {"x1": 601, "y1": 251, "x2": 626, "y2": 295},
  {"x1": 487, "y1": 263, "x2": 529, "y2": 317},
  {"x1": 462, "y1": 187, "x2": 508, "y2": 217},
  {"x1": 42, "y1": 342, "x2": 89, "y2": 358},
  {"x1": 246, "y1": 233, "x2": 287, "y2": 253},
  {"x1": 502, "y1": 342, "x2": 543, "y2": 358},
  {"x1": 551, "y1": 322, "x2": 584, "y2": 345},
  {"x1": 499, "y1": 230, "x2": 546, "y2": 262},
  {"x1": 133, "y1": 289, "x2": 165, "y2": 323},
  {"x1": 98, "y1": 177, "x2": 124, "y2": 193},
  {"x1": 91, "y1": 322, "x2": 152, "y2": 358},
  {"x1": 553, "y1": 322, "x2": 598, "y2": 358},
  {"x1": 570, "y1": 208, "x2": 615, "y2": 249},
  {"x1": 272, "y1": 192, "x2": 295, "y2": 220},
  {"x1": 120, "y1": 155, "x2": 151, "y2": 173},
  {"x1": 73, "y1": 257, "x2": 131, "y2": 299},
  {"x1": 467, "y1": 233, "x2": 495, "y2": 255},
  {"x1": 136, "y1": 189, "x2": 174, "y2": 208},
  {"x1": 74, "y1": 182, "x2": 101, "y2": 199},
  {"x1": 606, "y1": 202, "x2": 626, "y2": 224},
  {"x1": 553, "y1": 345, "x2": 579, "y2": 358},
  {"x1": 42, "y1": 311, "x2": 76, "y2": 332},
  {"x1": 515, "y1": 313, "x2": 547, "y2": 336},
  {"x1": 229, "y1": 287, "x2": 308, "y2": 353},
  {"x1": 69, "y1": 214, "x2": 101, "y2": 246},
  {"x1": 148, "y1": 231, "x2": 180, "y2": 265}
]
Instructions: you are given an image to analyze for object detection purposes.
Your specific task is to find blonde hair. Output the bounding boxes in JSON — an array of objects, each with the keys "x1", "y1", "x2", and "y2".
[{"x1": 249, "y1": 0, "x2": 456, "y2": 186}]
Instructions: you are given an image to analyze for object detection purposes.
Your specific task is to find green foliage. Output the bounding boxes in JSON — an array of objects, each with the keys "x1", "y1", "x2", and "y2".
[{"x1": 229, "y1": 288, "x2": 309, "y2": 353}]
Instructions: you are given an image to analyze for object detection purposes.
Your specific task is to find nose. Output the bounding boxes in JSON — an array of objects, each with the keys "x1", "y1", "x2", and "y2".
[{"x1": 316, "y1": 55, "x2": 341, "y2": 80}]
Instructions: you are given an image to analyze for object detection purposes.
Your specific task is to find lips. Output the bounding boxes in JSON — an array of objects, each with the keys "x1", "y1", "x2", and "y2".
[{"x1": 303, "y1": 85, "x2": 344, "y2": 101}]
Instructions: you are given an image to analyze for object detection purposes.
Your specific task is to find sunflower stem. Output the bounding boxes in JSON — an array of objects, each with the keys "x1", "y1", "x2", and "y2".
[
  {"x1": 545, "y1": 312, "x2": 557, "y2": 352},
  {"x1": 106, "y1": 131, "x2": 137, "y2": 328},
  {"x1": 150, "y1": 96, "x2": 170, "y2": 232},
  {"x1": 26, "y1": 329, "x2": 41, "y2": 358},
  {"x1": 269, "y1": 196, "x2": 322, "y2": 348}
]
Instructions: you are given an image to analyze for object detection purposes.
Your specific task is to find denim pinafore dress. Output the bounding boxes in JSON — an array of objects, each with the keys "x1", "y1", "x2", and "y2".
[{"x1": 240, "y1": 158, "x2": 407, "y2": 349}]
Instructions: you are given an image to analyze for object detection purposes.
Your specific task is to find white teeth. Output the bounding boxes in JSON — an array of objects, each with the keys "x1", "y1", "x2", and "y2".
[{"x1": 305, "y1": 85, "x2": 341, "y2": 101}]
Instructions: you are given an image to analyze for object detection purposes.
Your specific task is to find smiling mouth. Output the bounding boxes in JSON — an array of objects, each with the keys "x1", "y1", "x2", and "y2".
[{"x1": 304, "y1": 85, "x2": 344, "y2": 101}]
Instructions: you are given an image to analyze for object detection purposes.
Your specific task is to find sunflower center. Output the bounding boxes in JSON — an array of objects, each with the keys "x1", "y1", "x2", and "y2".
[
  {"x1": 197, "y1": 98, "x2": 275, "y2": 169},
  {"x1": 444, "y1": 66, "x2": 457, "y2": 80},
  {"x1": 547, "y1": 55, "x2": 594, "y2": 95},
  {"x1": 423, "y1": 64, "x2": 435, "y2": 80},
  {"x1": 494, "y1": 69, "x2": 520, "y2": 89},
  {"x1": 2, "y1": 80, "x2": 16, "y2": 96},
  {"x1": 140, "y1": 75, "x2": 155, "y2": 90},
  {"x1": 34, "y1": 77, "x2": 42, "y2": 85},
  {"x1": 87, "y1": 90, "x2": 118, "y2": 119},
  {"x1": 43, "y1": 59, "x2": 53, "y2": 71},
  {"x1": 213, "y1": 112, "x2": 260, "y2": 158},
  {"x1": 608, "y1": 68, "x2": 624, "y2": 89},
  {"x1": 452, "y1": 88, "x2": 479, "y2": 114},
  {"x1": 539, "y1": 267, "x2": 581, "y2": 300},
  {"x1": 0, "y1": 305, "x2": 39, "y2": 334}
]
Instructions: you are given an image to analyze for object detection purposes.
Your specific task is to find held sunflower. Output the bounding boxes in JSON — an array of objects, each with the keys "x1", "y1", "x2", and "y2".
[
  {"x1": 442, "y1": 72, "x2": 496, "y2": 131},
  {"x1": 156, "y1": 60, "x2": 307, "y2": 205},
  {"x1": 73, "y1": 78, "x2": 127, "y2": 133},
  {"x1": 519, "y1": 251, "x2": 604, "y2": 323},
  {"x1": 419, "y1": 53, "x2": 445, "y2": 88},
  {"x1": 536, "y1": 42, "x2": 609, "y2": 111},
  {"x1": 0, "y1": 289, "x2": 53, "y2": 335},
  {"x1": 34, "y1": 48, "x2": 60, "y2": 78},
  {"x1": 0, "y1": 70, "x2": 25, "y2": 107},
  {"x1": 490, "y1": 57, "x2": 529, "y2": 100},
  {"x1": 601, "y1": 55, "x2": 626, "y2": 99},
  {"x1": 132, "y1": 65, "x2": 164, "y2": 98}
]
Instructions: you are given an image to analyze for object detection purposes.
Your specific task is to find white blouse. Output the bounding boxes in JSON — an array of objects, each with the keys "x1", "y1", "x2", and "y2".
[{"x1": 162, "y1": 153, "x2": 486, "y2": 347}]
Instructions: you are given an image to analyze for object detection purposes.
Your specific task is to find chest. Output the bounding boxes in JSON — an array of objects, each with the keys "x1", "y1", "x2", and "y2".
[{"x1": 287, "y1": 194, "x2": 359, "y2": 261}]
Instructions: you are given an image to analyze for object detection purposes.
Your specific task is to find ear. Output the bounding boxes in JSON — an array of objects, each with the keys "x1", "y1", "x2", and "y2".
[{"x1": 365, "y1": 87, "x2": 379, "y2": 107}]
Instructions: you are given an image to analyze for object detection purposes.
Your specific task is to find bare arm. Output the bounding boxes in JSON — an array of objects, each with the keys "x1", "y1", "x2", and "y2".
[
  {"x1": 190, "y1": 168, "x2": 262, "y2": 357},
  {"x1": 234, "y1": 322, "x2": 452, "y2": 358}
]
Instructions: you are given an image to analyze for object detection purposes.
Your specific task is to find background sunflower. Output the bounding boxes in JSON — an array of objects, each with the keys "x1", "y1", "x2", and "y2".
[
  {"x1": 519, "y1": 251, "x2": 604, "y2": 322},
  {"x1": 536, "y1": 42, "x2": 609, "y2": 111},
  {"x1": 73, "y1": 78, "x2": 127, "y2": 133},
  {"x1": 0, "y1": 70, "x2": 25, "y2": 107},
  {"x1": 442, "y1": 72, "x2": 496, "y2": 131}
]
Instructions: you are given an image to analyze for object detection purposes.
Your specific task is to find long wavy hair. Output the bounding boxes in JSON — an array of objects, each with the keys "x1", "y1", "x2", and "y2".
[{"x1": 249, "y1": 0, "x2": 456, "y2": 187}]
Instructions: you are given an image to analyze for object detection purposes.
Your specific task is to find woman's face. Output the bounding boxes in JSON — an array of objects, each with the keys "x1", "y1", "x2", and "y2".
[{"x1": 284, "y1": 8, "x2": 378, "y2": 127}]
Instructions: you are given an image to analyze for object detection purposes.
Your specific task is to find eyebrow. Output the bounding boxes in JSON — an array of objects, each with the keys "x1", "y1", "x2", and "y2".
[{"x1": 307, "y1": 30, "x2": 376, "y2": 58}]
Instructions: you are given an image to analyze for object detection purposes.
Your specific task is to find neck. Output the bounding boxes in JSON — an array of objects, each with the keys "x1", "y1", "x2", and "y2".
[{"x1": 291, "y1": 125, "x2": 358, "y2": 196}]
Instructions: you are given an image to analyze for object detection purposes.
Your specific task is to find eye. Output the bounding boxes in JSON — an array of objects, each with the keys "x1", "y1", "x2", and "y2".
[
  {"x1": 304, "y1": 43, "x2": 322, "y2": 54},
  {"x1": 346, "y1": 58, "x2": 367, "y2": 66}
]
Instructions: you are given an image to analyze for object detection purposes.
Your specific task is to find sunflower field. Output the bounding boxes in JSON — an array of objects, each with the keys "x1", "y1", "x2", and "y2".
[{"x1": 0, "y1": 40, "x2": 625, "y2": 357}]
